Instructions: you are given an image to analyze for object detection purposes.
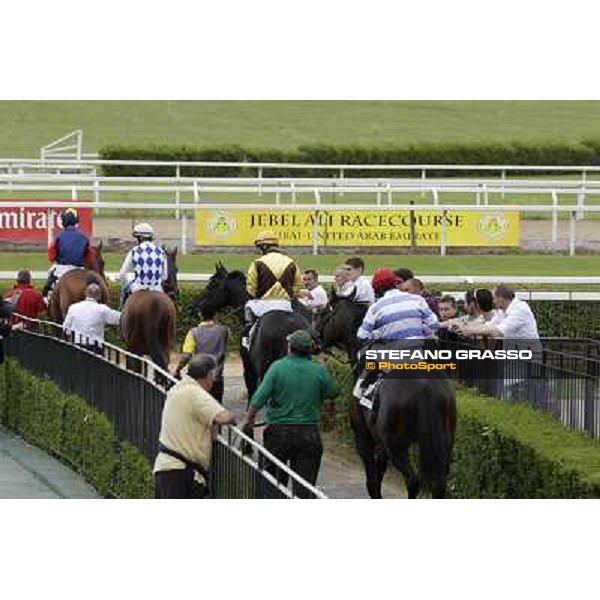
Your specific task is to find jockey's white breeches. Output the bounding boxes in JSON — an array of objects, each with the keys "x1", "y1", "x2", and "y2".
[
  {"x1": 50, "y1": 264, "x2": 82, "y2": 280},
  {"x1": 129, "y1": 279, "x2": 164, "y2": 293},
  {"x1": 245, "y1": 298, "x2": 292, "y2": 318}
]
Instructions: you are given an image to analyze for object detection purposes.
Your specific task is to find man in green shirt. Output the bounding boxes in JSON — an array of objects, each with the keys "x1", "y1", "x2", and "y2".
[{"x1": 244, "y1": 329, "x2": 339, "y2": 497}]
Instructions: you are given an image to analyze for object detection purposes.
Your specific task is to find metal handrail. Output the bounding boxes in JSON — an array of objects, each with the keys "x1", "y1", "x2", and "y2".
[
  {"x1": 0, "y1": 199, "x2": 597, "y2": 211},
  {"x1": 4, "y1": 157, "x2": 600, "y2": 172},
  {"x1": 10, "y1": 314, "x2": 327, "y2": 498}
]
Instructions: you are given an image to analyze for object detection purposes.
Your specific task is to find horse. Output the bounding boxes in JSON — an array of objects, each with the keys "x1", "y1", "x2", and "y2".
[
  {"x1": 120, "y1": 246, "x2": 179, "y2": 371},
  {"x1": 315, "y1": 297, "x2": 457, "y2": 499},
  {"x1": 47, "y1": 241, "x2": 109, "y2": 322},
  {"x1": 312, "y1": 290, "x2": 368, "y2": 363},
  {"x1": 192, "y1": 262, "x2": 310, "y2": 397}
]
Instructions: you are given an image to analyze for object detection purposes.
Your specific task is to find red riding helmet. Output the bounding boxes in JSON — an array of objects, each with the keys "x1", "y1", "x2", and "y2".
[{"x1": 371, "y1": 268, "x2": 400, "y2": 293}]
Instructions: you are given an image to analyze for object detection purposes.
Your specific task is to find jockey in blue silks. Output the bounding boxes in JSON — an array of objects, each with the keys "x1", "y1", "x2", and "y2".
[
  {"x1": 116, "y1": 222, "x2": 168, "y2": 307},
  {"x1": 43, "y1": 209, "x2": 91, "y2": 299}
]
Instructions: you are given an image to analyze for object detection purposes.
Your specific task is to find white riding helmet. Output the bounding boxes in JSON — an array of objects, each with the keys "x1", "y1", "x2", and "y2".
[{"x1": 133, "y1": 222, "x2": 155, "y2": 239}]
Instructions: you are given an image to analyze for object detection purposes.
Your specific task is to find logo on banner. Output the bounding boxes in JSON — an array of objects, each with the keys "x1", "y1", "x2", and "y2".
[
  {"x1": 207, "y1": 211, "x2": 237, "y2": 238},
  {"x1": 0, "y1": 201, "x2": 93, "y2": 242},
  {"x1": 478, "y1": 213, "x2": 510, "y2": 241}
]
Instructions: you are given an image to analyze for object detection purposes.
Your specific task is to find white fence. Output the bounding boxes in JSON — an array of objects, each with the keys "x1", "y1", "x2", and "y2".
[
  {"x1": 6, "y1": 156, "x2": 600, "y2": 178},
  {"x1": 2, "y1": 271, "x2": 600, "y2": 298}
]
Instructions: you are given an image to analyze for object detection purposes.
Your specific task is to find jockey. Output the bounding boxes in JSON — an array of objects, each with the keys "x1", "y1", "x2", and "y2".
[
  {"x1": 353, "y1": 267, "x2": 439, "y2": 402},
  {"x1": 42, "y1": 208, "x2": 91, "y2": 298},
  {"x1": 243, "y1": 230, "x2": 302, "y2": 349},
  {"x1": 117, "y1": 223, "x2": 168, "y2": 307}
]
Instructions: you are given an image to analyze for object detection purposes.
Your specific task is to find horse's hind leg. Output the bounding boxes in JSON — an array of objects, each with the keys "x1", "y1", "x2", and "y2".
[
  {"x1": 357, "y1": 438, "x2": 383, "y2": 499},
  {"x1": 390, "y1": 449, "x2": 419, "y2": 499},
  {"x1": 350, "y1": 405, "x2": 384, "y2": 499}
]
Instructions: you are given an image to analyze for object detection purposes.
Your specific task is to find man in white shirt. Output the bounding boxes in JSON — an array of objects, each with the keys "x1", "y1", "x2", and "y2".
[
  {"x1": 344, "y1": 257, "x2": 375, "y2": 305},
  {"x1": 298, "y1": 269, "x2": 329, "y2": 313},
  {"x1": 63, "y1": 283, "x2": 122, "y2": 351},
  {"x1": 457, "y1": 286, "x2": 543, "y2": 403},
  {"x1": 458, "y1": 287, "x2": 539, "y2": 340}
]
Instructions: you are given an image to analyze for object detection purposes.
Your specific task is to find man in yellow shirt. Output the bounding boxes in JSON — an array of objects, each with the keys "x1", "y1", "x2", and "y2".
[
  {"x1": 154, "y1": 354, "x2": 237, "y2": 499},
  {"x1": 243, "y1": 230, "x2": 302, "y2": 348}
]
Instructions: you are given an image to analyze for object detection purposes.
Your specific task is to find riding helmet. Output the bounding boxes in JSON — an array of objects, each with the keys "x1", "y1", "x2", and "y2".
[
  {"x1": 254, "y1": 230, "x2": 279, "y2": 246},
  {"x1": 133, "y1": 222, "x2": 155, "y2": 240},
  {"x1": 61, "y1": 208, "x2": 79, "y2": 228},
  {"x1": 371, "y1": 268, "x2": 400, "y2": 293}
]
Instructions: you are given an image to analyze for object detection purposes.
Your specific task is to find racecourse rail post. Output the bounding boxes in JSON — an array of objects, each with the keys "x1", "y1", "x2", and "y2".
[
  {"x1": 552, "y1": 190, "x2": 558, "y2": 244},
  {"x1": 93, "y1": 177, "x2": 100, "y2": 215},
  {"x1": 181, "y1": 212, "x2": 188, "y2": 255},
  {"x1": 570, "y1": 210, "x2": 577, "y2": 256},
  {"x1": 313, "y1": 189, "x2": 321, "y2": 256},
  {"x1": 409, "y1": 200, "x2": 417, "y2": 251},
  {"x1": 193, "y1": 181, "x2": 201, "y2": 213},
  {"x1": 175, "y1": 164, "x2": 181, "y2": 219},
  {"x1": 338, "y1": 168, "x2": 344, "y2": 197},
  {"x1": 258, "y1": 167, "x2": 263, "y2": 197},
  {"x1": 441, "y1": 209, "x2": 448, "y2": 256},
  {"x1": 421, "y1": 168, "x2": 426, "y2": 198},
  {"x1": 47, "y1": 209, "x2": 54, "y2": 247},
  {"x1": 432, "y1": 188, "x2": 439, "y2": 205}
]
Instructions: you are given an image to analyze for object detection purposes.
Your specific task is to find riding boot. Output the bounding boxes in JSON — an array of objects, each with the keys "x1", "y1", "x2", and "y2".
[
  {"x1": 120, "y1": 285, "x2": 130, "y2": 309},
  {"x1": 242, "y1": 309, "x2": 256, "y2": 351},
  {"x1": 41, "y1": 272, "x2": 57, "y2": 298}
]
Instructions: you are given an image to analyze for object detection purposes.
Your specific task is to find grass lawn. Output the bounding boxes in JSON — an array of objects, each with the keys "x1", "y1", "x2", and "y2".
[
  {"x1": 3, "y1": 100, "x2": 600, "y2": 156},
  {"x1": 2, "y1": 252, "x2": 599, "y2": 278}
]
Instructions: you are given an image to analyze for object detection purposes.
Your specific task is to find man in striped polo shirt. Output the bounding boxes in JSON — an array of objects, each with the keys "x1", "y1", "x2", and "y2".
[{"x1": 354, "y1": 268, "x2": 439, "y2": 401}]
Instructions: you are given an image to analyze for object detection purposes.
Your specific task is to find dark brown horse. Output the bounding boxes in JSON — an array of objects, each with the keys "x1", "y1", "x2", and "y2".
[
  {"x1": 48, "y1": 242, "x2": 108, "y2": 322},
  {"x1": 315, "y1": 299, "x2": 456, "y2": 499},
  {"x1": 120, "y1": 246, "x2": 178, "y2": 371}
]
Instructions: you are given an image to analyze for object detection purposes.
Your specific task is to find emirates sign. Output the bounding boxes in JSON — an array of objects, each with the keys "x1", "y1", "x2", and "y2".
[{"x1": 0, "y1": 200, "x2": 93, "y2": 242}]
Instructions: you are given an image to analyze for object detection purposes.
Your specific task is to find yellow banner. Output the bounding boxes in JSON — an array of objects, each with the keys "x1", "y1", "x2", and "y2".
[{"x1": 195, "y1": 209, "x2": 520, "y2": 247}]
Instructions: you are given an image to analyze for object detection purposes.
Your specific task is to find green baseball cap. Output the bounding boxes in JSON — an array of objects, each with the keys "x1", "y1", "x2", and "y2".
[{"x1": 286, "y1": 329, "x2": 314, "y2": 351}]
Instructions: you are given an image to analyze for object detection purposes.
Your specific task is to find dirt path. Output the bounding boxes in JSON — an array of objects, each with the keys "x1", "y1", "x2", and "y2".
[{"x1": 214, "y1": 354, "x2": 406, "y2": 499}]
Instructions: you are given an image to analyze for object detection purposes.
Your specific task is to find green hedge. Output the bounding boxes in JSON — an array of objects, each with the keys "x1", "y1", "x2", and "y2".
[
  {"x1": 452, "y1": 388, "x2": 600, "y2": 498},
  {"x1": 0, "y1": 358, "x2": 153, "y2": 498},
  {"x1": 99, "y1": 141, "x2": 600, "y2": 178},
  {"x1": 326, "y1": 357, "x2": 600, "y2": 498}
]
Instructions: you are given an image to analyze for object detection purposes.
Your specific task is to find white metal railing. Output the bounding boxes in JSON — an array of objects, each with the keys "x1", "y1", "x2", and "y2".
[
  {"x1": 39, "y1": 130, "x2": 97, "y2": 162},
  {"x1": 2, "y1": 271, "x2": 600, "y2": 289},
  {"x1": 6, "y1": 157, "x2": 600, "y2": 174},
  {"x1": 11, "y1": 314, "x2": 327, "y2": 499}
]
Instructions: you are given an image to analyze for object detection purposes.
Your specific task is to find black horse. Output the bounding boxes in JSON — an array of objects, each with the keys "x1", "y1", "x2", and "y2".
[
  {"x1": 192, "y1": 262, "x2": 310, "y2": 397},
  {"x1": 315, "y1": 294, "x2": 457, "y2": 499},
  {"x1": 313, "y1": 291, "x2": 368, "y2": 365}
]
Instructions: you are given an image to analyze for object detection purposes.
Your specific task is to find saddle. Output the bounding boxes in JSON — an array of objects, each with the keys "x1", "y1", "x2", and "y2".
[{"x1": 353, "y1": 375, "x2": 383, "y2": 411}]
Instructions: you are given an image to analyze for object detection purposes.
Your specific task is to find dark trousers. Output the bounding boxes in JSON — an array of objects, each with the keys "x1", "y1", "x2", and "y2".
[
  {"x1": 263, "y1": 424, "x2": 323, "y2": 498},
  {"x1": 154, "y1": 469, "x2": 209, "y2": 499},
  {"x1": 210, "y1": 379, "x2": 224, "y2": 403}
]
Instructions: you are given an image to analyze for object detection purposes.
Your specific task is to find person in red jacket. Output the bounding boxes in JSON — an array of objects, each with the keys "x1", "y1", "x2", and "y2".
[{"x1": 3, "y1": 270, "x2": 44, "y2": 327}]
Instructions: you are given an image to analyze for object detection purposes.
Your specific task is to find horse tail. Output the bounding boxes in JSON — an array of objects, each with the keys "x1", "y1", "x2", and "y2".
[
  {"x1": 416, "y1": 380, "x2": 452, "y2": 498},
  {"x1": 143, "y1": 293, "x2": 167, "y2": 370}
]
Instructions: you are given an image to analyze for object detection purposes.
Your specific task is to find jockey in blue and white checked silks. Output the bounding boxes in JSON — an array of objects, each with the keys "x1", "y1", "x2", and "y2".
[{"x1": 117, "y1": 223, "x2": 168, "y2": 305}]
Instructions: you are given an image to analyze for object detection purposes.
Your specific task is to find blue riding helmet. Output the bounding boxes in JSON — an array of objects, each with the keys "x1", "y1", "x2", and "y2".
[{"x1": 61, "y1": 209, "x2": 79, "y2": 228}]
